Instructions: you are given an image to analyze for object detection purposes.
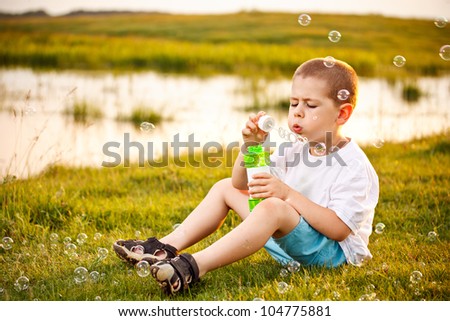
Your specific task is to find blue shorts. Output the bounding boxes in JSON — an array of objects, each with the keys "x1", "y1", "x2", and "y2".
[{"x1": 264, "y1": 217, "x2": 346, "y2": 268}]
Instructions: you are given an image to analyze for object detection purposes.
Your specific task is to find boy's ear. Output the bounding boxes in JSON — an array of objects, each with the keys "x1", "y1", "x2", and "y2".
[{"x1": 336, "y1": 103, "x2": 353, "y2": 125}]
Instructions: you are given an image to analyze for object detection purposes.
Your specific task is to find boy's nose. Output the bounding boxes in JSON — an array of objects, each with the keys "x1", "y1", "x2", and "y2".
[{"x1": 294, "y1": 105, "x2": 304, "y2": 118}]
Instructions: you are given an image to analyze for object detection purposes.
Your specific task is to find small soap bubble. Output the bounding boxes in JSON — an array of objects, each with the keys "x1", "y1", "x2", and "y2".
[
  {"x1": 374, "y1": 222, "x2": 385, "y2": 234},
  {"x1": 287, "y1": 260, "x2": 301, "y2": 273},
  {"x1": 427, "y1": 231, "x2": 438, "y2": 241},
  {"x1": 94, "y1": 233, "x2": 102, "y2": 241},
  {"x1": 337, "y1": 89, "x2": 350, "y2": 101},
  {"x1": 332, "y1": 291, "x2": 341, "y2": 300},
  {"x1": 1, "y1": 236, "x2": 14, "y2": 250},
  {"x1": 439, "y1": 45, "x2": 450, "y2": 61},
  {"x1": 410, "y1": 270, "x2": 423, "y2": 284},
  {"x1": 63, "y1": 237, "x2": 72, "y2": 245},
  {"x1": 348, "y1": 252, "x2": 366, "y2": 267},
  {"x1": 140, "y1": 122, "x2": 155, "y2": 132},
  {"x1": 64, "y1": 243, "x2": 77, "y2": 255},
  {"x1": 38, "y1": 243, "x2": 45, "y2": 251},
  {"x1": 95, "y1": 296, "x2": 102, "y2": 301},
  {"x1": 253, "y1": 297, "x2": 264, "y2": 301},
  {"x1": 288, "y1": 132, "x2": 298, "y2": 143},
  {"x1": 76, "y1": 233, "x2": 87, "y2": 245},
  {"x1": 90, "y1": 271, "x2": 100, "y2": 282},
  {"x1": 323, "y1": 56, "x2": 336, "y2": 68},
  {"x1": 49, "y1": 233, "x2": 59, "y2": 243},
  {"x1": 0, "y1": 287, "x2": 4, "y2": 295},
  {"x1": 278, "y1": 127, "x2": 287, "y2": 139},
  {"x1": 134, "y1": 230, "x2": 141, "y2": 238},
  {"x1": 277, "y1": 281, "x2": 289, "y2": 294},
  {"x1": 434, "y1": 16, "x2": 448, "y2": 28},
  {"x1": 14, "y1": 276, "x2": 30, "y2": 291},
  {"x1": 314, "y1": 142, "x2": 327, "y2": 156},
  {"x1": 74, "y1": 267, "x2": 89, "y2": 284},
  {"x1": 172, "y1": 223, "x2": 181, "y2": 230},
  {"x1": 280, "y1": 269, "x2": 289, "y2": 278},
  {"x1": 24, "y1": 106, "x2": 37, "y2": 115},
  {"x1": 298, "y1": 13, "x2": 311, "y2": 26},
  {"x1": 328, "y1": 30, "x2": 341, "y2": 43},
  {"x1": 393, "y1": 55, "x2": 406, "y2": 67},
  {"x1": 97, "y1": 247, "x2": 109, "y2": 260},
  {"x1": 136, "y1": 260, "x2": 150, "y2": 277},
  {"x1": 372, "y1": 137, "x2": 385, "y2": 148},
  {"x1": 132, "y1": 245, "x2": 145, "y2": 254}
]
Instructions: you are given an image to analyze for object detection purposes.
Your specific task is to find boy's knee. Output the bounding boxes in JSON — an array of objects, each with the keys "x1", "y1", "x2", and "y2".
[
  {"x1": 212, "y1": 177, "x2": 233, "y2": 191},
  {"x1": 257, "y1": 197, "x2": 288, "y2": 213}
]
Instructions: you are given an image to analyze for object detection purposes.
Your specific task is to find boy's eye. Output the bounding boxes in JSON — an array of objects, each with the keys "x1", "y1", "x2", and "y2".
[
  {"x1": 290, "y1": 102, "x2": 298, "y2": 107},
  {"x1": 306, "y1": 103, "x2": 317, "y2": 108}
]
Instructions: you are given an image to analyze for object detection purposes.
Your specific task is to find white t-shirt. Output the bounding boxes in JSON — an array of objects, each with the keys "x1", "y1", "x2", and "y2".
[{"x1": 269, "y1": 139, "x2": 379, "y2": 264}]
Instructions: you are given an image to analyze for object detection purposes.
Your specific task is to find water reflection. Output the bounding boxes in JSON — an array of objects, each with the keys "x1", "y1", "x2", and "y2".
[{"x1": 0, "y1": 68, "x2": 449, "y2": 178}]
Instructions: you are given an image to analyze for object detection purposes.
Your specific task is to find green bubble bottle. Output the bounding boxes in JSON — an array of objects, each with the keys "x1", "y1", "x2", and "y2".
[{"x1": 243, "y1": 115, "x2": 274, "y2": 212}]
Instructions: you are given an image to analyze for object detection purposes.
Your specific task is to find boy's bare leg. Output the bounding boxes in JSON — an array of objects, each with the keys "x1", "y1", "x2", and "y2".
[
  {"x1": 193, "y1": 197, "x2": 300, "y2": 277},
  {"x1": 160, "y1": 178, "x2": 250, "y2": 251}
]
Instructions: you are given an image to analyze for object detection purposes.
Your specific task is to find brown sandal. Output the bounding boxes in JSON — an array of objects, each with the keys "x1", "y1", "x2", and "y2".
[{"x1": 113, "y1": 237, "x2": 177, "y2": 265}]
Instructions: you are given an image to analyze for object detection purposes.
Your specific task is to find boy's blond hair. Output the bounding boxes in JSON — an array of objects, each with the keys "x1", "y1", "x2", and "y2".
[{"x1": 294, "y1": 58, "x2": 358, "y2": 108}]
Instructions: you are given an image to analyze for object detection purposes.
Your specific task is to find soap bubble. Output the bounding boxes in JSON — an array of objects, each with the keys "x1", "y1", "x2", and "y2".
[
  {"x1": 62, "y1": 236, "x2": 72, "y2": 244},
  {"x1": 74, "y1": 267, "x2": 89, "y2": 284},
  {"x1": 288, "y1": 132, "x2": 298, "y2": 143},
  {"x1": 372, "y1": 137, "x2": 385, "y2": 148},
  {"x1": 90, "y1": 271, "x2": 100, "y2": 282},
  {"x1": 278, "y1": 127, "x2": 287, "y2": 139},
  {"x1": 374, "y1": 222, "x2": 385, "y2": 234},
  {"x1": 136, "y1": 260, "x2": 150, "y2": 277},
  {"x1": 439, "y1": 45, "x2": 450, "y2": 61},
  {"x1": 434, "y1": 16, "x2": 448, "y2": 28},
  {"x1": 298, "y1": 13, "x2": 311, "y2": 26},
  {"x1": 277, "y1": 281, "x2": 289, "y2": 294},
  {"x1": 132, "y1": 245, "x2": 145, "y2": 254},
  {"x1": 348, "y1": 252, "x2": 366, "y2": 267},
  {"x1": 172, "y1": 223, "x2": 181, "y2": 230},
  {"x1": 97, "y1": 247, "x2": 109, "y2": 260},
  {"x1": 287, "y1": 260, "x2": 301, "y2": 273},
  {"x1": 95, "y1": 296, "x2": 102, "y2": 301},
  {"x1": 328, "y1": 30, "x2": 341, "y2": 43},
  {"x1": 94, "y1": 233, "x2": 102, "y2": 241},
  {"x1": 14, "y1": 276, "x2": 30, "y2": 291},
  {"x1": 410, "y1": 270, "x2": 423, "y2": 284},
  {"x1": 1, "y1": 237, "x2": 14, "y2": 250},
  {"x1": 253, "y1": 297, "x2": 264, "y2": 301},
  {"x1": 38, "y1": 243, "x2": 45, "y2": 251},
  {"x1": 64, "y1": 243, "x2": 77, "y2": 255},
  {"x1": 427, "y1": 231, "x2": 438, "y2": 241},
  {"x1": 76, "y1": 233, "x2": 88, "y2": 245},
  {"x1": 337, "y1": 89, "x2": 350, "y2": 101},
  {"x1": 393, "y1": 55, "x2": 406, "y2": 67},
  {"x1": 49, "y1": 233, "x2": 59, "y2": 243},
  {"x1": 314, "y1": 142, "x2": 327, "y2": 156},
  {"x1": 135, "y1": 230, "x2": 141, "y2": 238},
  {"x1": 140, "y1": 122, "x2": 155, "y2": 132},
  {"x1": 323, "y1": 56, "x2": 336, "y2": 68},
  {"x1": 24, "y1": 106, "x2": 37, "y2": 115},
  {"x1": 280, "y1": 269, "x2": 289, "y2": 278}
]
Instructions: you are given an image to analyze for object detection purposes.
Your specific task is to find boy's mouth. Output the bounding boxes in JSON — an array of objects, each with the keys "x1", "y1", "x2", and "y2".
[{"x1": 292, "y1": 124, "x2": 303, "y2": 134}]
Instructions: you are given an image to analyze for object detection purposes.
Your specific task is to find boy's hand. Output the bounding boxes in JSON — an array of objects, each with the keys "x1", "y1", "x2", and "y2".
[
  {"x1": 242, "y1": 111, "x2": 268, "y2": 144},
  {"x1": 247, "y1": 172, "x2": 291, "y2": 201}
]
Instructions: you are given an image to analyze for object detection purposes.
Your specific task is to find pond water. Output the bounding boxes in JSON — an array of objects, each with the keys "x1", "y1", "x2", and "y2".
[{"x1": 0, "y1": 68, "x2": 449, "y2": 178}]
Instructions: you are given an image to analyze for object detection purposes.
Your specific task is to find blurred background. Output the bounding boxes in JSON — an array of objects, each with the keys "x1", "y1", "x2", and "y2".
[{"x1": 0, "y1": 0, "x2": 449, "y2": 178}]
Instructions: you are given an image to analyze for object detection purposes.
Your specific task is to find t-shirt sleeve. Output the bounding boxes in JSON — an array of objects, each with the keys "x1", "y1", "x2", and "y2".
[{"x1": 328, "y1": 159, "x2": 379, "y2": 233}]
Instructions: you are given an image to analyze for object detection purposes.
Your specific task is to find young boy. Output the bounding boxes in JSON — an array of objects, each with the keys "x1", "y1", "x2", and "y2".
[{"x1": 113, "y1": 58, "x2": 379, "y2": 295}]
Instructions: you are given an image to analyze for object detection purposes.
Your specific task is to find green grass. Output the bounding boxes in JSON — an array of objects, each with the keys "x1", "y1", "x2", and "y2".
[
  {"x1": 0, "y1": 133, "x2": 448, "y2": 301},
  {"x1": 63, "y1": 100, "x2": 103, "y2": 123},
  {"x1": 116, "y1": 106, "x2": 164, "y2": 128},
  {"x1": 0, "y1": 12, "x2": 448, "y2": 78}
]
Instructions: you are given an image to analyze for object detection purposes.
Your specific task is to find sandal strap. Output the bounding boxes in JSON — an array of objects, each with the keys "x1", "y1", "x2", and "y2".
[
  {"x1": 170, "y1": 253, "x2": 200, "y2": 290},
  {"x1": 136, "y1": 237, "x2": 178, "y2": 258}
]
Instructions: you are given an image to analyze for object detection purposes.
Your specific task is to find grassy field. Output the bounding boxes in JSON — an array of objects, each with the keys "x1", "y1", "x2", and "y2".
[
  {"x1": 0, "y1": 134, "x2": 449, "y2": 301},
  {"x1": 0, "y1": 12, "x2": 448, "y2": 78}
]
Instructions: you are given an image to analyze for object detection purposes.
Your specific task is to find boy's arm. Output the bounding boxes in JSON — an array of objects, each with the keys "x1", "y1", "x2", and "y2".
[
  {"x1": 284, "y1": 189, "x2": 351, "y2": 242},
  {"x1": 231, "y1": 151, "x2": 248, "y2": 190}
]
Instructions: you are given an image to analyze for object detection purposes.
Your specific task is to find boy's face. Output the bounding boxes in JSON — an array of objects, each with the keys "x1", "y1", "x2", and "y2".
[{"x1": 288, "y1": 76, "x2": 342, "y2": 143}]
